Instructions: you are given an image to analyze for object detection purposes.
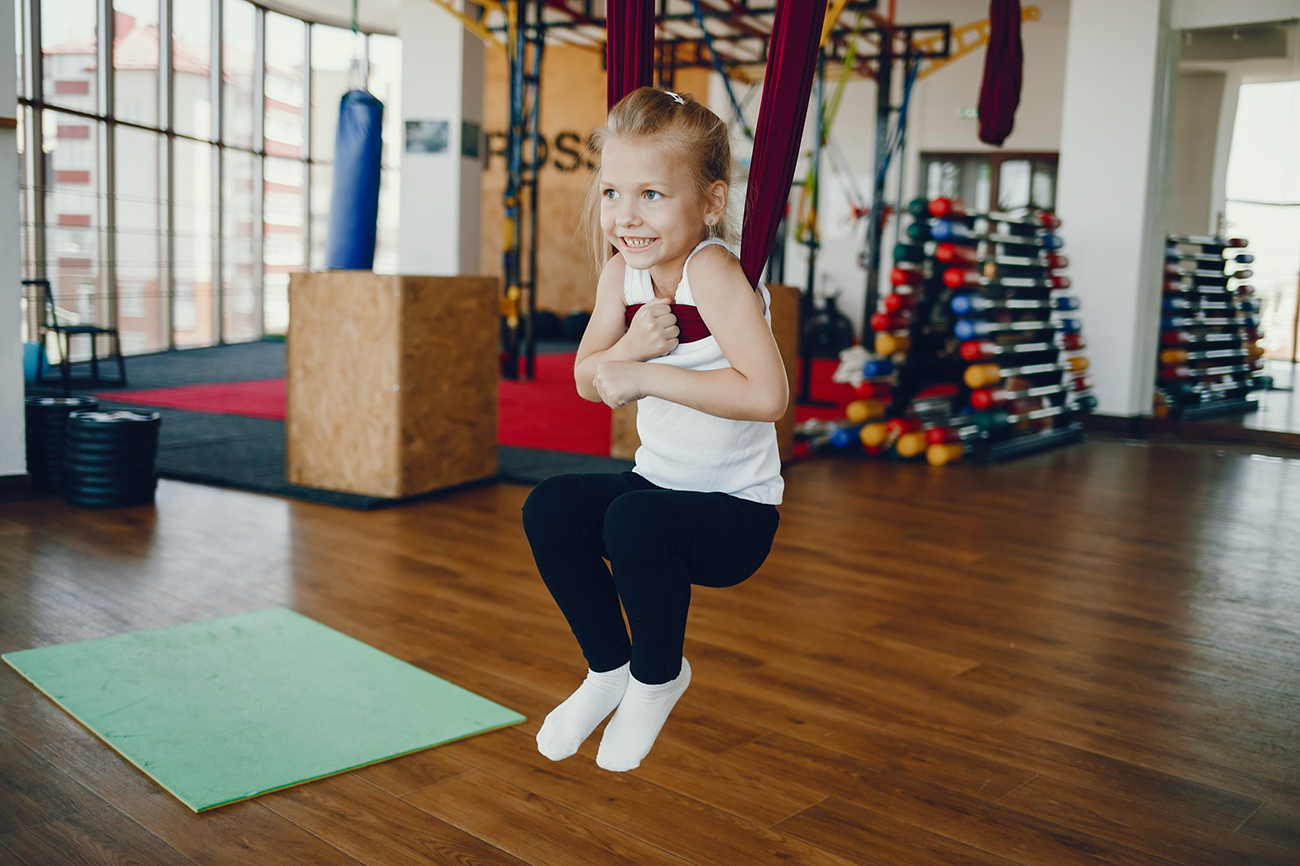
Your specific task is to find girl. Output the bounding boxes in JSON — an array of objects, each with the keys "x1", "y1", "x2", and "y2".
[{"x1": 521, "y1": 87, "x2": 786, "y2": 772}]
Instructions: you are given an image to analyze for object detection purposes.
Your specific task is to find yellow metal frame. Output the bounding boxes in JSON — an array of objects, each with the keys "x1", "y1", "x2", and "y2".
[
  {"x1": 425, "y1": 0, "x2": 505, "y2": 48},
  {"x1": 820, "y1": 0, "x2": 855, "y2": 48}
]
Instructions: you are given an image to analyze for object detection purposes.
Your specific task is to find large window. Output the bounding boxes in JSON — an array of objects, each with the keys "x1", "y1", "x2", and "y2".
[
  {"x1": 17, "y1": 0, "x2": 400, "y2": 352},
  {"x1": 920, "y1": 152, "x2": 1059, "y2": 214}
]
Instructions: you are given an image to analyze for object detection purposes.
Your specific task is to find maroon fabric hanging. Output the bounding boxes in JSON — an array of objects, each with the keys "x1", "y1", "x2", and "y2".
[
  {"x1": 625, "y1": 303, "x2": 712, "y2": 343},
  {"x1": 606, "y1": 0, "x2": 656, "y2": 109},
  {"x1": 977, "y1": 0, "x2": 1023, "y2": 147},
  {"x1": 739, "y1": 0, "x2": 827, "y2": 287}
]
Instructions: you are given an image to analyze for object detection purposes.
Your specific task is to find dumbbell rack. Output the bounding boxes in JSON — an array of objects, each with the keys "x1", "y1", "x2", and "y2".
[
  {"x1": 872, "y1": 198, "x2": 1093, "y2": 464},
  {"x1": 1156, "y1": 235, "x2": 1262, "y2": 420}
]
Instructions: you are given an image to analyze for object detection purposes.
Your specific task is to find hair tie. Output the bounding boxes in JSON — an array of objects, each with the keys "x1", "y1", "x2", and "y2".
[{"x1": 665, "y1": 90, "x2": 685, "y2": 105}]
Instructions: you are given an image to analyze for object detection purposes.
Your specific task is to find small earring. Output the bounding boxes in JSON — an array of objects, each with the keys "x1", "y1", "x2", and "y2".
[{"x1": 706, "y1": 218, "x2": 714, "y2": 226}]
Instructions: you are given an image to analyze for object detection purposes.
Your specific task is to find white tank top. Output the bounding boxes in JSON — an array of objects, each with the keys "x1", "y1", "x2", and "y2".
[{"x1": 623, "y1": 239, "x2": 784, "y2": 505}]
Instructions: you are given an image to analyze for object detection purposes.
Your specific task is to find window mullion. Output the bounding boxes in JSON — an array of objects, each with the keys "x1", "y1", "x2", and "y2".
[
  {"x1": 302, "y1": 22, "x2": 311, "y2": 272},
  {"x1": 27, "y1": 0, "x2": 45, "y2": 283},
  {"x1": 212, "y1": 0, "x2": 224, "y2": 343},
  {"x1": 98, "y1": 0, "x2": 116, "y2": 332},
  {"x1": 162, "y1": 0, "x2": 175, "y2": 349},
  {"x1": 253, "y1": 5, "x2": 265, "y2": 338}
]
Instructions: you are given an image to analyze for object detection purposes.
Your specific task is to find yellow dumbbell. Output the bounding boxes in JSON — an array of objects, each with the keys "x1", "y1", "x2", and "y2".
[
  {"x1": 963, "y1": 363, "x2": 1001, "y2": 389},
  {"x1": 926, "y1": 442, "x2": 964, "y2": 466},
  {"x1": 875, "y1": 331, "x2": 911, "y2": 356}
]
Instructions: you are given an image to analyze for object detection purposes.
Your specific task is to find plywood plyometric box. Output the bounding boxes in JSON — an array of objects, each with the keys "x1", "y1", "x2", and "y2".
[
  {"x1": 609, "y1": 283, "x2": 799, "y2": 463},
  {"x1": 287, "y1": 272, "x2": 499, "y2": 499}
]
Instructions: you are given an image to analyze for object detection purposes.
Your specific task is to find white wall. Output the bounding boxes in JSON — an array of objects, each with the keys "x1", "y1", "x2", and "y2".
[
  {"x1": 397, "y1": 0, "x2": 483, "y2": 276},
  {"x1": 1, "y1": 0, "x2": 23, "y2": 480},
  {"x1": 1167, "y1": 71, "x2": 1227, "y2": 236},
  {"x1": 1056, "y1": 0, "x2": 1174, "y2": 417},
  {"x1": 1172, "y1": 0, "x2": 1300, "y2": 29}
]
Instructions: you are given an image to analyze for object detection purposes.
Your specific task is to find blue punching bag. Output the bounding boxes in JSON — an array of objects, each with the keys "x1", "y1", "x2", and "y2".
[{"x1": 327, "y1": 90, "x2": 384, "y2": 269}]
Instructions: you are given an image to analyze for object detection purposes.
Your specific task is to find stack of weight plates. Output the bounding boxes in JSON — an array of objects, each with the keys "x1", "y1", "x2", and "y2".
[
  {"x1": 25, "y1": 396, "x2": 100, "y2": 493},
  {"x1": 62, "y1": 410, "x2": 162, "y2": 508}
]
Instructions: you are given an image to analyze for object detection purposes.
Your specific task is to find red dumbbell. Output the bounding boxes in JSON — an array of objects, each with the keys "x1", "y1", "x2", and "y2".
[
  {"x1": 928, "y1": 197, "x2": 966, "y2": 219},
  {"x1": 890, "y1": 266, "x2": 922, "y2": 287},
  {"x1": 885, "y1": 417, "x2": 923, "y2": 437},
  {"x1": 934, "y1": 242, "x2": 978, "y2": 265},
  {"x1": 854, "y1": 380, "x2": 893, "y2": 400},
  {"x1": 944, "y1": 267, "x2": 981, "y2": 289},
  {"x1": 870, "y1": 312, "x2": 909, "y2": 333},
  {"x1": 925, "y1": 426, "x2": 961, "y2": 445},
  {"x1": 959, "y1": 340, "x2": 996, "y2": 361},
  {"x1": 883, "y1": 292, "x2": 916, "y2": 313}
]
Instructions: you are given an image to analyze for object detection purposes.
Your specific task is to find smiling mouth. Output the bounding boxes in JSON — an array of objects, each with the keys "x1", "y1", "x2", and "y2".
[{"x1": 620, "y1": 237, "x2": 657, "y2": 250}]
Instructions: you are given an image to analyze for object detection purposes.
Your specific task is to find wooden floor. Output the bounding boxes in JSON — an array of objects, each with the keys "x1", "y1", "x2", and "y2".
[{"x1": 2, "y1": 436, "x2": 1299, "y2": 865}]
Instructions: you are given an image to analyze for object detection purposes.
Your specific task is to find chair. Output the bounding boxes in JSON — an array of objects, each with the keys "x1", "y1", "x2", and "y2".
[{"x1": 24, "y1": 278, "x2": 127, "y2": 394}]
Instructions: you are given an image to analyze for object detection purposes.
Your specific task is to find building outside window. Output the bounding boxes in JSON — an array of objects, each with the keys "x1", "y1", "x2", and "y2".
[{"x1": 18, "y1": 0, "x2": 401, "y2": 353}]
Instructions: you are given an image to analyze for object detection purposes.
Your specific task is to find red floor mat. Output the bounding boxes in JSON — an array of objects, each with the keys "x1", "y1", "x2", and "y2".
[
  {"x1": 98, "y1": 354, "x2": 853, "y2": 458},
  {"x1": 497, "y1": 354, "x2": 612, "y2": 456},
  {"x1": 97, "y1": 355, "x2": 613, "y2": 456},
  {"x1": 96, "y1": 378, "x2": 288, "y2": 421}
]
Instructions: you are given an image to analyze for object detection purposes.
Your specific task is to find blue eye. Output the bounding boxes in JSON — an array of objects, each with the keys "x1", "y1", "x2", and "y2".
[
  {"x1": 603, "y1": 189, "x2": 618, "y2": 200},
  {"x1": 644, "y1": 190, "x2": 662, "y2": 201}
]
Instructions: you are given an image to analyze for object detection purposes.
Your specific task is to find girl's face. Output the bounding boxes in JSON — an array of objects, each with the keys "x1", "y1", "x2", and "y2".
[{"x1": 600, "y1": 136, "x2": 724, "y2": 281}]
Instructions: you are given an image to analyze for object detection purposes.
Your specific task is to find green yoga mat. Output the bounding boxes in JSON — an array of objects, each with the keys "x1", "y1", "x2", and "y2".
[{"x1": 2, "y1": 607, "x2": 525, "y2": 811}]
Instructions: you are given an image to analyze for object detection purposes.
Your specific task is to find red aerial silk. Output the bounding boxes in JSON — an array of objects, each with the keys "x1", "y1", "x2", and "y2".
[
  {"x1": 740, "y1": 0, "x2": 827, "y2": 286},
  {"x1": 606, "y1": 0, "x2": 656, "y2": 109},
  {"x1": 978, "y1": 0, "x2": 1024, "y2": 147},
  {"x1": 604, "y1": 0, "x2": 826, "y2": 287},
  {"x1": 625, "y1": 303, "x2": 712, "y2": 343}
]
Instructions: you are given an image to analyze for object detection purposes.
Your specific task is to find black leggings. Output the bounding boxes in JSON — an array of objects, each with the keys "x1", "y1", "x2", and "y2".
[{"x1": 522, "y1": 472, "x2": 779, "y2": 684}]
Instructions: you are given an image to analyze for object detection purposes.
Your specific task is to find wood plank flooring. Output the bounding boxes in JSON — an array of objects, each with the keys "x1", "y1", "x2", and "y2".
[{"x1": 1, "y1": 436, "x2": 1298, "y2": 865}]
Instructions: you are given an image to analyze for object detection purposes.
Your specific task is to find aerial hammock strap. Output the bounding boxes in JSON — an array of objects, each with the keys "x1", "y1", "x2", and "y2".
[
  {"x1": 606, "y1": 0, "x2": 655, "y2": 109},
  {"x1": 739, "y1": 0, "x2": 826, "y2": 286},
  {"x1": 605, "y1": 0, "x2": 826, "y2": 286},
  {"x1": 978, "y1": 0, "x2": 1024, "y2": 146}
]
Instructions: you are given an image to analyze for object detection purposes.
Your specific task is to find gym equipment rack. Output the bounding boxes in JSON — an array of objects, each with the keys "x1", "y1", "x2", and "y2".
[
  {"x1": 1155, "y1": 235, "x2": 1262, "y2": 420},
  {"x1": 864, "y1": 197, "x2": 1093, "y2": 464}
]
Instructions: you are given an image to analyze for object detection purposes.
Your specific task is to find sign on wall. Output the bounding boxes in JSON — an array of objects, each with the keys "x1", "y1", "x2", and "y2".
[{"x1": 405, "y1": 120, "x2": 450, "y2": 154}]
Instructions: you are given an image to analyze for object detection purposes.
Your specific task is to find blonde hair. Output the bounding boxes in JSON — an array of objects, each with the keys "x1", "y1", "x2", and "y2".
[{"x1": 585, "y1": 87, "x2": 734, "y2": 270}]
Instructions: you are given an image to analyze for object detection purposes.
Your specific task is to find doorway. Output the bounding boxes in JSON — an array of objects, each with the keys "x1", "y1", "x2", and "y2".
[{"x1": 1165, "y1": 20, "x2": 1300, "y2": 435}]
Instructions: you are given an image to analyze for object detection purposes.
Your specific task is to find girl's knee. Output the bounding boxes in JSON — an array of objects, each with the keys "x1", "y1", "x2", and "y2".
[
  {"x1": 522, "y1": 474, "x2": 610, "y2": 543},
  {"x1": 522, "y1": 475, "x2": 577, "y2": 538},
  {"x1": 601, "y1": 494, "x2": 659, "y2": 561}
]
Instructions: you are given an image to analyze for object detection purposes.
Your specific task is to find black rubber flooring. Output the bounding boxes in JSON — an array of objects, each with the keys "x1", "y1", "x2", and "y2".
[{"x1": 26, "y1": 340, "x2": 632, "y2": 509}]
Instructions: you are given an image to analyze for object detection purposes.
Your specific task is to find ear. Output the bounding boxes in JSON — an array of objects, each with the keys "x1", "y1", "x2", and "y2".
[{"x1": 704, "y1": 180, "x2": 728, "y2": 227}]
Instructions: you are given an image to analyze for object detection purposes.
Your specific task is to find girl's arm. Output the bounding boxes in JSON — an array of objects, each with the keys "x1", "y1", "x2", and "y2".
[
  {"x1": 574, "y1": 254, "x2": 681, "y2": 402},
  {"x1": 592, "y1": 245, "x2": 789, "y2": 422}
]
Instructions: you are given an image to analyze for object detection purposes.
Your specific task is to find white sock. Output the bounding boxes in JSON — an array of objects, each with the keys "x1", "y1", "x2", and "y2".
[
  {"x1": 536, "y1": 662, "x2": 630, "y2": 762},
  {"x1": 596, "y1": 658, "x2": 692, "y2": 772}
]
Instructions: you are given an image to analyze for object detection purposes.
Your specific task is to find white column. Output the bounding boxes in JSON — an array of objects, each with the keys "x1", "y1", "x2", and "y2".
[
  {"x1": 0, "y1": 2, "x2": 24, "y2": 479},
  {"x1": 398, "y1": 0, "x2": 483, "y2": 276},
  {"x1": 1056, "y1": 0, "x2": 1175, "y2": 418}
]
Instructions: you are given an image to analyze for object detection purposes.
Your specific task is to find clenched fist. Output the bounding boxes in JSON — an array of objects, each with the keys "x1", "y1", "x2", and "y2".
[
  {"x1": 622, "y1": 297, "x2": 680, "y2": 360},
  {"x1": 593, "y1": 360, "x2": 644, "y2": 410}
]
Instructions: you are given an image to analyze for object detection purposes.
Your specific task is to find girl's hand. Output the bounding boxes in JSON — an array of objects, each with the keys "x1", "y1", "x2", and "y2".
[
  {"x1": 622, "y1": 297, "x2": 679, "y2": 360},
  {"x1": 593, "y1": 361, "x2": 645, "y2": 410}
]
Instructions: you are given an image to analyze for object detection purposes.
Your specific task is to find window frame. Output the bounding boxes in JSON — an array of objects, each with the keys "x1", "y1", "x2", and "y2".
[
  {"x1": 17, "y1": 0, "x2": 397, "y2": 352},
  {"x1": 919, "y1": 151, "x2": 1060, "y2": 214}
]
